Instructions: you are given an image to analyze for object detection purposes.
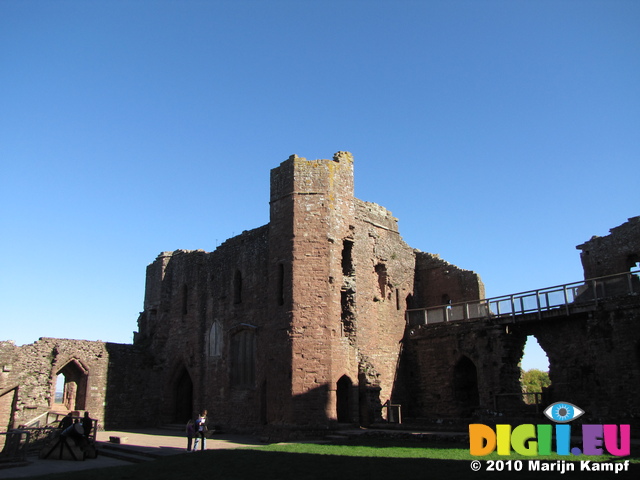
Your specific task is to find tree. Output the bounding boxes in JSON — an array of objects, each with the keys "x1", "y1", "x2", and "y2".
[{"x1": 521, "y1": 369, "x2": 551, "y2": 404}]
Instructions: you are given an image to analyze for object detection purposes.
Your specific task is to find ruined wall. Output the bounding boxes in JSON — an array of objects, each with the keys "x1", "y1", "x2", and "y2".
[
  {"x1": 0, "y1": 338, "x2": 149, "y2": 431},
  {"x1": 577, "y1": 216, "x2": 640, "y2": 278},
  {"x1": 135, "y1": 226, "x2": 272, "y2": 428},
  {"x1": 131, "y1": 152, "x2": 417, "y2": 430},
  {"x1": 350, "y1": 199, "x2": 415, "y2": 423},
  {"x1": 412, "y1": 252, "x2": 485, "y2": 308},
  {"x1": 403, "y1": 320, "x2": 522, "y2": 419},
  {"x1": 404, "y1": 296, "x2": 640, "y2": 429},
  {"x1": 529, "y1": 299, "x2": 640, "y2": 427}
]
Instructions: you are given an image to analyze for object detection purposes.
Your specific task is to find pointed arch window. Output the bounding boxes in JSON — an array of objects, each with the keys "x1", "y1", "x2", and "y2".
[
  {"x1": 230, "y1": 325, "x2": 256, "y2": 387},
  {"x1": 208, "y1": 321, "x2": 223, "y2": 357}
]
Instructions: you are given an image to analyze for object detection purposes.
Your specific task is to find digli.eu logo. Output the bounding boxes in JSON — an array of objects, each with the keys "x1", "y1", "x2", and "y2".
[{"x1": 469, "y1": 402, "x2": 630, "y2": 456}]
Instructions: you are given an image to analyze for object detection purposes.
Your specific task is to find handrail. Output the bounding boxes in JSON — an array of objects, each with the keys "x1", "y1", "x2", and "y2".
[
  {"x1": 406, "y1": 270, "x2": 640, "y2": 326},
  {"x1": 20, "y1": 410, "x2": 67, "y2": 429}
]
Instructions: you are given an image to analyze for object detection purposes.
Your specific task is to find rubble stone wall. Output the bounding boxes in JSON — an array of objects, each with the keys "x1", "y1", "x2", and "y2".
[
  {"x1": 577, "y1": 216, "x2": 640, "y2": 278},
  {"x1": 0, "y1": 338, "x2": 156, "y2": 431}
]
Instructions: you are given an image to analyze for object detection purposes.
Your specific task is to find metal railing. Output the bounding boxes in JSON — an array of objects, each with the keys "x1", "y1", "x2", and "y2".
[
  {"x1": 19, "y1": 411, "x2": 64, "y2": 429},
  {"x1": 406, "y1": 270, "x2": 640, "y2": 326}
]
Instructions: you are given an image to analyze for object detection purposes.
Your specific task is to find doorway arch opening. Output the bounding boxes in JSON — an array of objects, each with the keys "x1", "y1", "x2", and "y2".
[
  {"x1": 520, "y1": 335, "x2": 551, "y2": 405},
  {"x1": 173, "y1": 367, "x2": 194, "y2": 423},
  {"x1": 54, "y1": 360, "x2": 88, "y2": 411},
  {"x1": 453, "y1": 356, "x2": 479, "y2": 415},
  {"x1": 336, "y1": 375, "x2": 353, "y2": 423}
]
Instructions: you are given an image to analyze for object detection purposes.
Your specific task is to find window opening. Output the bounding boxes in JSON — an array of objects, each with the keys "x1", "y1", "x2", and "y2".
[
  {"x1": 230, "y1": 328, "x2": 256, "y2": 387},
  {"x1": 375, "y1": 263, "x2": 388, "y2": 299},
  {"x1": 342, "y1": 240, "x2": 354, "y2": 276},
  {"x1": 54, "y1": 374, "x2": 65, "y2": 404},
  {"x1": 208, "y1": 321, "x2": 223, "y2": 357},
  {"x1": 341, "y1": 289, "x2": 356, "y2": 343}
]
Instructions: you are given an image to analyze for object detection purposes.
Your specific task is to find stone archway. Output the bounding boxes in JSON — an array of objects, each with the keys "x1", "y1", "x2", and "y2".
[
  {"x1": 336, "y1": 375, "x2": 353, "y2": 423},
  {"x1": 173, "y1": 367, "x2": 194, "y2": 423},
  {"x1": 54, "y1": 360, "x2": 88, "y2": 412},
  {"x1": 453, "y1": 356, "x2": 479, "y2": 416}
]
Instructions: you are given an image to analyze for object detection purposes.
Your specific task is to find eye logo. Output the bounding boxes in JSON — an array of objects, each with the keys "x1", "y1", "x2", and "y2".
[{"x1": 543, "y1": 402, "x2": 585, "y2": 423}]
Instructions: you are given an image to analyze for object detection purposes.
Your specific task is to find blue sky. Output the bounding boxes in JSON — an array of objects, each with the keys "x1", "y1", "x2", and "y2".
[{"x1": 1, "y1": 1, "x2": 638, "y2": 372}]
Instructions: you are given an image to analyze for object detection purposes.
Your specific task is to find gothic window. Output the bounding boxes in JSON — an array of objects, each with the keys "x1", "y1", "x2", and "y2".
[
  {"x1": 208, "y1": 321, "x2": 223, "y2": 357},
  {"x1": 230, "y1": 327, "x2": 256, "y2": 387}
]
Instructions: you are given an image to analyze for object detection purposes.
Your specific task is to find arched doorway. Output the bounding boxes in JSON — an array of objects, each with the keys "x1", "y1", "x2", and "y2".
[
  {"x1": 453, "y1": 356, "x2": 479, "y2": 415},
  {"x1": 54, "y1": 360, "x2": 88, "y2": 411},
  {"x1": 174, "y1": 368, "x2": 193, "y2": 423},
  {"x1": 336, "y1": 375, "x2": 353, "y2": 423},
  {"x1": 520, "y1": 335, "x2": 551, "y2": 405}
]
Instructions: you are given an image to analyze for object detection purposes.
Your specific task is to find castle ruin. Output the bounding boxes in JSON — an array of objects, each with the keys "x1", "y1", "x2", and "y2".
[{"x1": 2, "y1": 153, "x2": 639, "y2": 436}]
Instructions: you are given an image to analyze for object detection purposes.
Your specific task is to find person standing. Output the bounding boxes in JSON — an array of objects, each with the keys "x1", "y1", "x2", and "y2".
[
  {"x1": 193, "y1": 410, "x2": 207, "y2": 451},
  {"x1": 185, "y1": 419, "x2": 195, "y2": 452},
  {"x1": 82, "y1": 411, "x2": 93, "y2": 439}
]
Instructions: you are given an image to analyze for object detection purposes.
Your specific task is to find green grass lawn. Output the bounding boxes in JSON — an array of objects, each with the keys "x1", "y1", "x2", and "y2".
[{"x1": 25, "y1": 437, "x2": 640, "y2": 480}]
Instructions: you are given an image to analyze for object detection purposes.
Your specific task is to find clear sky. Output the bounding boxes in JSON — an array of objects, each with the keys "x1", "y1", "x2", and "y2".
[{"x1": 1, "y1": 1, "x2": 638, "y2": 372}]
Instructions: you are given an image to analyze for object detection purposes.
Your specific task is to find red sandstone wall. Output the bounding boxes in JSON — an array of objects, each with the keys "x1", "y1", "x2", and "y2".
[
  {"x1": 413, "y1": 252, "x2": 485, "y2": 308},
  {"x1": 350, "y1": 199, "x2": 415, "y2": 421}
]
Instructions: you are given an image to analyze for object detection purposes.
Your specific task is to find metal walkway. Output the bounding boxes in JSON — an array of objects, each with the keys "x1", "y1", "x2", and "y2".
[{"x1": 406, "y1": 270, "x2": 640, "y2": 326}]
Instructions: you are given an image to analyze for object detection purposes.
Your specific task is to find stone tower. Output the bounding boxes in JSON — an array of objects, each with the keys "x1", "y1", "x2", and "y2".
[
  {"x1": 268, "y1": 152, "x2": 356, "y2": 424},
  {"x1": 268, "y1": 152, "x2": 415, "y2": 425}
]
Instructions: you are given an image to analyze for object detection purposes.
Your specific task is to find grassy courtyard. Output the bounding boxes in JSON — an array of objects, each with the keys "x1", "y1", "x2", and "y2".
[{"x1": 23, "y1": 437, "x2": 640, "y2": 480}]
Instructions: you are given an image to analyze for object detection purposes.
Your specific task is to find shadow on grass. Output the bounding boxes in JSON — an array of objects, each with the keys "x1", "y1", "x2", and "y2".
[{"x1": 25, "y1": 447, "x2": 638, "y2": 480}]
